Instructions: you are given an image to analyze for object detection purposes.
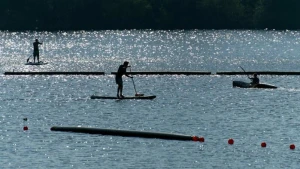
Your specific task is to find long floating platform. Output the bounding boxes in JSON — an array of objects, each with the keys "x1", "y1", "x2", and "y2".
[
  {"x1": 111, "y1": 71, "x2": 211, "y2": 75},
  {"x1": 50, "y1": 126, "x2": 202, "y2": 142},
  {"x1": 4, "y1": 72, "x2": 105, "y2": 75},
  {"x1": 216, "y1": 71, "x2": 300, "y2": 75}
]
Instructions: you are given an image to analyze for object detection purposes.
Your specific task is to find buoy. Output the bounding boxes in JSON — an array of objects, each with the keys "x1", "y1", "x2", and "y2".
[
  {"x1": 23, "y1": 117, "x2": 28, "y2": 130},
  {"x1": 261, "y1": 142, "x2": 267, "y2": 147},
  {"x1": 198, "y1": 137, "x2": 205, "y2": 142},
  {"x1": 290, "y1": 144, "x2": 295, "y2": 150},
  {"x1": 23, "y1": 126, "x2": 28, "y2": 131},
  {"x1": 192, "y1": 136, "x2": 199, "y2": 141},
  {"x1": 228, "y1": 138, "x2": 234, "y2": 145}
]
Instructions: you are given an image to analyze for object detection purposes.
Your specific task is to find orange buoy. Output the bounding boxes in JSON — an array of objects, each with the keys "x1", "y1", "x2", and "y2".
[
  {"x1": 198, "y1": 137, "x2": 205, "y2": 142},
  {"x1": 261, "y1": 142, "x2": 267, "y2": 147},
  {"x1": 228, "y1": 138, "x2": 234, "y2": 145},
  {"x1": 290, "y1": 144, "x2": 296, "y2": 150}
]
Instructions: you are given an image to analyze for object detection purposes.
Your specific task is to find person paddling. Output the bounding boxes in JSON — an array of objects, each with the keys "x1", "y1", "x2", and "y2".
[
  {"x1": 33, "y1": 39, "x2": 43, "y2": 63},
  {"x1": 250, "y1": 73, "x2": 259, "y2": 86},
  {"x1": 116, "y1": 61, "x2": 133, "y2": 98}
]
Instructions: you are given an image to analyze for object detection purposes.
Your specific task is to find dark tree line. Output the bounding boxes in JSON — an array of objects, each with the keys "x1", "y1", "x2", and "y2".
[{"x1": 1, "y1": 0, "x2": 300, "y2": 31}]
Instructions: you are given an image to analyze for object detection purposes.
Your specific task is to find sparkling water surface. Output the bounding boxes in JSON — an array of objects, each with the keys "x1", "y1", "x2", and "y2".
[{"x1": 1, "y1": 30, "x2": 300, "y2": 168}]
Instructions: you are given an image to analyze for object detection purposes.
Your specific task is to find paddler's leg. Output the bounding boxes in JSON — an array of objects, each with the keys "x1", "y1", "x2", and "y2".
[
  {"x1": 119, "y1": 78, "x2": 124, "y2": 98},
  {"x1": 120, "y1": 84, "x2": 124, "y2": 98},
  {"x1": 117, "y1": 84, "x2": 121, "y2": 98},
  {"x1": 33, "y1": 51, "x2": 37, "y2": 63},
  {"x1": 37, "y1": 52, "x2": 40, "y2": 62},
  {"x1": 116, "y1": 76, "x2": 123, "y2": 98},
  {"x1": 33, "y1": 52, "x2": 36, "y2": 63}
]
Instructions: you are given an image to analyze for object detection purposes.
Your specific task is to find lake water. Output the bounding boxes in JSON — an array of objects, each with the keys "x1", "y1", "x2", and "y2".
[{"x1": 1, "y1": 30, "x2": 300, "y2": 168}]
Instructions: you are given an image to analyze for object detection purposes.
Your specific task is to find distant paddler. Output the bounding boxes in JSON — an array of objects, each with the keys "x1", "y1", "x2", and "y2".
[
  {"x1": 32, "y1": 39, "x2": 43, "y2": 63},
  {"x1": 233, "y1": 66, "x2": 276, "y2": 89},
  {"x1": 239, "y1": 66, "x2": 260, "y2": 86},
  {"x1": 116, "y1": 61, "x2": 133, "y2": 98},
  {"x1": 249, "y1": 73, "x2": 259, "y2": 87}
]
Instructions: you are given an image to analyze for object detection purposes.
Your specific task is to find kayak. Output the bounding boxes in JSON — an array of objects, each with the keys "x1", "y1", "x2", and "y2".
[
  {"x1": 233, "y1": 81, "x2": 277, "y2": 89},
  {"x1": 25, "y1": 61, "x2": 48, "y2": 65},
  {"x1": 91, "y1": 95, "x2": 156, "y2": 100}
]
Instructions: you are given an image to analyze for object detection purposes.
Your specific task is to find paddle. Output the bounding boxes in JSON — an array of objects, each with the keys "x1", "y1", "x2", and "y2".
[
  {"x1": 129, "y1": 67, "x2": 144, "y2": 97},
  {"x1": 239, "y1": 66, "x2": 251, "y2": 79},
  {"x1": 131, "y1": 77, "x2": 144, "y2": 96},
  {"x1": 26, "y1": 55, "x2": 32, "y2": 63}
]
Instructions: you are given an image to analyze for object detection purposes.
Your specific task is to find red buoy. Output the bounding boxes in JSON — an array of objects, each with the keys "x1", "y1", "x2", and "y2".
[
  {"x1": 198, "y1": 137, "x2": 205, "y2": 142},
  {"x1": 261, "y1": 142, "x2": 267, "y2": 147},
  {"x1": 23, "y1": 126, "x2": 28, "y2": 131},
  {"x1": 228, "y1": 138, "x2": 234, "y2": 145},
  {"x1": 192, "y1": 136, "x2": 199, "y2": 141},
  {"x1": 290, "y1": 144, "x2": 296, "y2": 150}
]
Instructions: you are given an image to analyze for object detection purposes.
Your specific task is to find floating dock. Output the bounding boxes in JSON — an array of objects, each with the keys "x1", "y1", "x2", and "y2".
[
  {"x1": 111, "y1": 71, "x2": 211, "y2": 75},
  {"x1": 50, "y1": 126, "x2": 201, "y2": 141},
  {"x1": 4, "y1": 72, "x2": 105, "y2": 75},
  {"x1": 216, "y1": 71, "x2": 300, "y2": 75}
]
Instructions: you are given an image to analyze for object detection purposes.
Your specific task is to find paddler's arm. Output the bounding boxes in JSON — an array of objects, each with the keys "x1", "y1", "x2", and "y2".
[
  {"x1": 125, "y1": 66, "x2": 133, "y2": 78},
  {"x1": 125, "y1": 73, "x2": 133, "y2": 78}
]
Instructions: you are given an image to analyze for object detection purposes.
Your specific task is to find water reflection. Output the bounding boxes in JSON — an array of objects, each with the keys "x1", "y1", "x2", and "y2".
[{"x1": 1, "y1": 30, "x2": 300, "y2": 73}]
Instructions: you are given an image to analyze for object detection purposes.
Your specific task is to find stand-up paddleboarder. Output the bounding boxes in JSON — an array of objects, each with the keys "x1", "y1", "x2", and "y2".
[
  {"x1": 116, "y1": 61, "x2": 133, "y2": 98},
  {"x1": 33, "y1": 39, "x2": 43, "y2": 63}
]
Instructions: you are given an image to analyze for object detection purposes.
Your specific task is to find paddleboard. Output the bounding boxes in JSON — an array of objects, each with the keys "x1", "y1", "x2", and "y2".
[
  {"x1": 91, "y1": 95, "x2": 156, "y2": 100},
  {"x1": 25, "y1": 61, "x2": 48, "y2": 65}
]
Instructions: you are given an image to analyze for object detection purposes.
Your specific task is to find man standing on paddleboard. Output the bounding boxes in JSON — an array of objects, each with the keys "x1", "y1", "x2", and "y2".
[
  {"x1": 116, "y1": 61, "x2": 133, "y2": 98},
  {"x1": 33, "y1": 39, "x2": 43, "y2": 63}
]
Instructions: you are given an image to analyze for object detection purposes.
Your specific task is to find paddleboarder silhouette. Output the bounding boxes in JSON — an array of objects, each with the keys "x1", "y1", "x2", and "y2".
[
  {"x1": 116, "y1": 61, "x2": 133, "y2": 98},
  {"x1": 33, "y1": 39, "x2": 43, "y2": 63},
  {"x1": 250, "y1": 73, "x2": 259, "y2": 85}
]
